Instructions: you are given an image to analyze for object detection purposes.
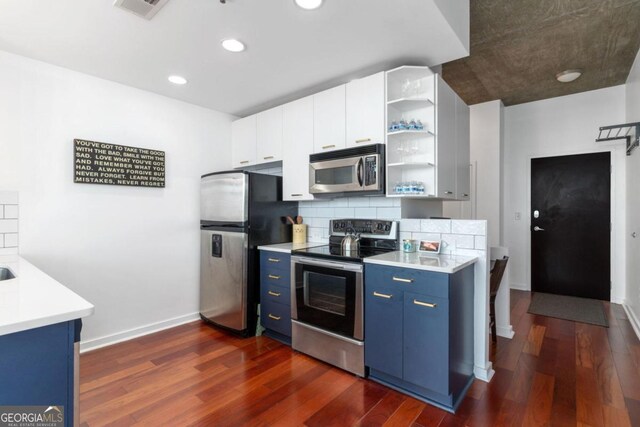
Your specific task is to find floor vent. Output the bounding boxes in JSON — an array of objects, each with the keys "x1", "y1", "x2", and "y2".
[{"x1": 114, "y1": 0, "x2": 170, "y2": 20}]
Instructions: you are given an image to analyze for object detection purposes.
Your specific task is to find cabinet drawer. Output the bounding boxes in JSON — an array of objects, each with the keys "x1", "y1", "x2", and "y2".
[
  {"x1": 366, "y1": 264, "x2": 449, "y2": 299},
  {"x1": 261, "y1": 269, "x2": 290, "y2": 289},
  {"x1": 262, "y1": 281, "x2": 290, "y2": 305},
  {"x1": 261, "y1": 300, "x2": 291, "y2": 337},
  {"x1": 260, "y1": 251, "x2": 291, "y2": 275}
]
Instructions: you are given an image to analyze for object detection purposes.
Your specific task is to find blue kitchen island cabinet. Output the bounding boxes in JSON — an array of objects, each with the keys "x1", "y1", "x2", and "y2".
[
  {"x1": 259, "y1": 250, "x2": 292, "y2": 344},
  {"x1": 364, "y1": 263, "x2": 475, "y2": 413},
  {"x1": 0, "y1": 320, "x2": 79, "y2": 427}
]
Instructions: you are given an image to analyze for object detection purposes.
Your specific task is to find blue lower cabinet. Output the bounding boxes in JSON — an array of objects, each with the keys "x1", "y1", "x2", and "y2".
[
  {"x1": 364, "y1": 281, "x2": 403, "y2": 378},
  {"x1": 403, "y1": 292, "x2": 449, "y2": 394},
  {"x1": 0, "y1": 320, "x2": 78, "y2": 427},
  {"x1": 260, "y1": 250, "x2": 292, "y2": 344},
  {"x1": 365, "y1": 263, "x2": 474, "y2": 413}
]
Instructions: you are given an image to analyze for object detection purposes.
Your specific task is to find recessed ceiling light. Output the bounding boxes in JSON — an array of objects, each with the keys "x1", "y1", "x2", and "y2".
[
  {"x1": 221, "y1": 39, "x2": 246, "y2": 53},
  {"x1": 294, "y1": 0, "x2": 323, "y2": 10},
  {"x1": 168, "y1": 75, "x2": 187, "y2": 85},
  {"x1": 556, "y1": 69, "x2": 582, "y2": 83}
]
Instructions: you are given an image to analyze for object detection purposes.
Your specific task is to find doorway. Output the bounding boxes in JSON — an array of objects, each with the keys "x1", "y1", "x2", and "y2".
[{"x1": 530, "y1": 152, "x2": 611, "y2": 301}]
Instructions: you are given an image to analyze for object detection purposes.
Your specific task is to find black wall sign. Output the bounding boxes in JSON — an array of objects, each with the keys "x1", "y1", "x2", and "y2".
[{"x1": 73, "y1": 139, "x2": 165, "y2": 188}]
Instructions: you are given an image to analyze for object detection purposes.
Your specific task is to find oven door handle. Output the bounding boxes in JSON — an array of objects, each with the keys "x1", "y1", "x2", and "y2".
[{"x1": 292, "y1": 256, "x2": 363, "y2": 272}]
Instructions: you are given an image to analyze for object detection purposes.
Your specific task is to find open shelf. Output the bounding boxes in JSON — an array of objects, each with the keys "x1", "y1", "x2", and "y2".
[
  {"x1": 387, "y1": 97, "x2": 434, "y2": 112},
  {"x1": 388, "y1": 162, "x2": 434, "y2": 167},
  {"x1": 387, "y1": 130, "x2": 434, "y2": 136}
]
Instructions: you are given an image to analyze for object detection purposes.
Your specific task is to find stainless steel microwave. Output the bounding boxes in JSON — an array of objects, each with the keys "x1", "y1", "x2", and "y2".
[{"x1": 309, "y1": 144, "x2": 385, "y2": 196}]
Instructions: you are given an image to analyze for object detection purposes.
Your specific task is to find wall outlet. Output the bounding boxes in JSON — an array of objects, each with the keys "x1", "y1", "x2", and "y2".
[{"x1": 515, "y1": 212, "x2": 521, "y2": 221}]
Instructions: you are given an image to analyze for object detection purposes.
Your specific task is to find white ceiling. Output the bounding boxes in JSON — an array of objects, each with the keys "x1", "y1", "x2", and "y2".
[{"x1": 0, "y1": 0, "x2": 469, "y2": 116}]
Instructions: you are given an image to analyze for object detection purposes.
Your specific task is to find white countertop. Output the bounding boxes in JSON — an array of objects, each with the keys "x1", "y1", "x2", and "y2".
[
  {"x1": 364, "y1": 251, "x2": 478, "y2": 274},
  {"x1": 0, "y1": 255, "x2": 94, "y2": 337},
  {"x1": 257, "y1": 242, "x2": 325, "y2": 253}
]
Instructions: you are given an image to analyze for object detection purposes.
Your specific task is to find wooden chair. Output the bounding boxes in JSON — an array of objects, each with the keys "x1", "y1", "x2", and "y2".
[{"x1": 490, "y1": 256, "x2": 509, "y2": 343}]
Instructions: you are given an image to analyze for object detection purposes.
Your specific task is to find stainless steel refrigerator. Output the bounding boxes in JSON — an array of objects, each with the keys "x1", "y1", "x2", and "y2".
[{"x1": 199, "y1": 171, "x2": 297, "y2": 337}]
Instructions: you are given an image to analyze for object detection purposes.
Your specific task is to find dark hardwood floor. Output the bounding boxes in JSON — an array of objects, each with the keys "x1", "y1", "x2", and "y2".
[{"x1": 79, "y1": 290, "x2": 640, "y2": 426}]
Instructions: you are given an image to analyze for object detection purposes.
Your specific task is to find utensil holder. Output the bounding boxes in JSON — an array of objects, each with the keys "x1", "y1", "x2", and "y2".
[{"x1": 292, "y1": 224, "x2": 307, "y2": 244}]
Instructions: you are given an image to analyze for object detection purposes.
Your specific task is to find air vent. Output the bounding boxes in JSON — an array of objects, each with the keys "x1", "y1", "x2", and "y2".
[{"x1": 114, "y1": 0, "x2": 170, "y2": 20}]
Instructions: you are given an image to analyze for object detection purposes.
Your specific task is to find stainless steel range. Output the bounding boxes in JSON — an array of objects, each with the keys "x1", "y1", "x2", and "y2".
[{"x1": 290, "y1": 219, "x2": 399, "y2": 376}]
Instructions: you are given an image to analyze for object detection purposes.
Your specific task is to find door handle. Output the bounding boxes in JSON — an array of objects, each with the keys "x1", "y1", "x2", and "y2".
[
  {"x1": 268, "y1": 314, "x2": 281, "y2": 321},
  {"x1": 392, "y1": 276, "x2": 413, "y2": 283},
  {"x1": 268, "y1": 274, "x2": 281, "y2": 280},
  {"x1": 533, "y1": 226, "x2": 545, "y2": 232},
  {"x1": 373, "y1": 291, "x2": 392, "y2": 299},
  {"x1": 413, "y1": 299, "x2": 437, "y2": 308},
  {"x1": 357, "y1": 158, "x2": 364, "y2": 187},
  {"x1": 355, "y1": 138, "x2": 371, "y2": 143},
  {"x1": 267, "y1": 290, "x2": 281, "y2": 297}
]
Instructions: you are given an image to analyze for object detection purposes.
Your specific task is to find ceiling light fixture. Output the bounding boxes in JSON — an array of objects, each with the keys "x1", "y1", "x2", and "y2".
[
  {"x1": 556, "y1": 69, "x2": 582, "y2": 83},
  {"x1": 168, "y1": 75, "x2": 187, "y2": 85},
  {"x1": 221, "y1": 39, "x2": 246, "y2": 53},
  {"x1": 294, "y1": 0, "x2": 323, "y2": 10}
]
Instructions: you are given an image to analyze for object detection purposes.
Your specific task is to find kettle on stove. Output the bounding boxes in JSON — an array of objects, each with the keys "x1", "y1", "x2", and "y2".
[{"x1": 341, "y1": 227, "x2": 361, "y2": 254}]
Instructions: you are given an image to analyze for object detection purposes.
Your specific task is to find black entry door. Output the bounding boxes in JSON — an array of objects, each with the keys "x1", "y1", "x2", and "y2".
[{"x1": 531, "y1": 152, "x2": 611, "y2": 300}]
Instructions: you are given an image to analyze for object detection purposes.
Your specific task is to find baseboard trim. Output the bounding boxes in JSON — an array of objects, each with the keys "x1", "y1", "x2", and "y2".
[
  {"x1": 80, "y1": 312, "x2": 201, "y2": 353},
  {"x1": 623, "y1": 303, "x2": 640, "y2": 342},
  {"x1": 509, "y1": 283, "x2": 529, "y2": 291},
  {"x1": 497, "y1": 325, "x2": 515, "y2": 339},
  {"x1": 474, "y1": 362, "x2": 494, "y2": 383}
]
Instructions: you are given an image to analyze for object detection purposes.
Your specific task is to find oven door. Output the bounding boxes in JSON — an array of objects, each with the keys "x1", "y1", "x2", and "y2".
[
  {"x1": 309, "y1": 156, "x2": 364, "y2": 194},
  {"x1": 291, "y1": 256, "x2": 363, "y2": 340}
]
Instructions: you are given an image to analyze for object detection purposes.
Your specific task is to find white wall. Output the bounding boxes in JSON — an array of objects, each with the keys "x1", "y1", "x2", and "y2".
[
  {"x1": 625, "y1": 49, "x2": 640, "y2": 333},
  {"x1": 0, "y1": 50, "x2": 234, "y2": 349},
  {"x1": 503, "y1": 85, "x2": 627, "y2": 303}
]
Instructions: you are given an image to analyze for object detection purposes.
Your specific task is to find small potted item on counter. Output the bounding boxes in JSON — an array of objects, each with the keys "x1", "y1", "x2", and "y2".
[{"x1": 403, "y1": 239, "x2": 417, "y2": 253}]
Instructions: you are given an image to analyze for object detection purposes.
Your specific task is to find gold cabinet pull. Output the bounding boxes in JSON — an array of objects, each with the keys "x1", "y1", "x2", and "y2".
[
  {"x1": 263, "y1": 156, "x2": 274, "y2": 160},
  {"x1": 267, "y1": 258, "x2": 280, "y2": 263},
  {"x1": 392, "y1": 276, "x2": 413, "y2": 283},
  {"x1": 355, "y1": 138, "x2": 372, "y2": 143},
  {"x1": 268, "y1": 290, "x2": 281, "y2": 297},
  {"x1": 268, "y1": 314, "x2": 281, "y2": 321},
  {"x1": 240, "y1": 160, "x2": 250, "y2": 164},
  {"x1": 413, "y1": 299, "x2": 437, "y2": 308},
  {"x1": 322, "y1": 144, "x2": 336, "y2": 149},
  {"x1": 268, "y1": 274, "x2": 281, "y2": 280},
  {"x1": 373, "y1": 291, "x2": 392, "y2": 299}
]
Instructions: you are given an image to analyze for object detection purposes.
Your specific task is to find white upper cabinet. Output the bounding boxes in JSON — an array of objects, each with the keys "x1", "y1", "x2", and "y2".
[
  {"x1": 435, "y1": 77, "x2": 457, "y2": 199},
  {"x1": 231, "y1": 115, "x2": 257, "y2": 169},
  {"x1": 283, "y1": 96, "x2": 315, "y2": 201},
  {"x1": 256, "y1": 106, "x2": 283, "y2": 164},
  {"x1": 346, "y1": 72, "x2": 385, "y2": 148},
  {"x1": 313, "y1": 85, "x2": 346, "y2": 153},
  {"x1": 455, "y1": 95, "x2": 470, "y2": 200}
]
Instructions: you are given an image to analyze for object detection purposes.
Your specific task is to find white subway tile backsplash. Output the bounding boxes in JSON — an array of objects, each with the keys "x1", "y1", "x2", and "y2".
[
  {"x1": 334, "y1": 207, "x2": 355, "y2": 218},
  {"x1": 0, "y1": 192, "x2": 18, "y2": 205},
  {"x1": 0, "y1": 220, "x2": 18, "y2": 234},
  {"x1": 4, "y1": 205, "x2": 19, "y2": 219},
  {"x1": 354, "y1": 207, "x2": 377, "y2": 218},
  {"x1": 451, "y1": 220, "x2": 487, "y2": 236},
  {"x1": 329, "y1": 198, "x2": 349, "y2": 208},
  {"x1": 298, "y1": 207, "x2": 317, "y2": 218},
  {"x1": 455, "y1": 234, "x2": 476, "y2": 249},
  {"x1": 0, "y1": 206, "x2": 3, "y2": 219},
  {"x1": 400, "y1": 232, "x2": 412, "y2": 241},
  {"x1": 421, "y1": 219, "x2": 451, "y2": 233},
  {"x1": 411, "y1": 232, "x2": 442, "y2": 242},
  {"x1": 376, "y1": 207, "x2": 401, "y2": 219},
  {"x1": 475, "y1": 235, "x2": 487, "y2": 250},
  {"x1": 4, "y1": 234, "x2": 17, "y2": 248},
  {"x1": 315, "y1": 207, "x2": 335, "y2": 218},
  {"x1": 0, "y1": 247, "x2": 18, "y2": 255},
  {"x1": 348, "y1": 197, "x2": 370, "y2": 207},
  {"x1": 400, "y1": 219, "x2": 421, "y2": 232},
  {"x1": 369, "y1": 197, "x2": 399, "y2": 207}
]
